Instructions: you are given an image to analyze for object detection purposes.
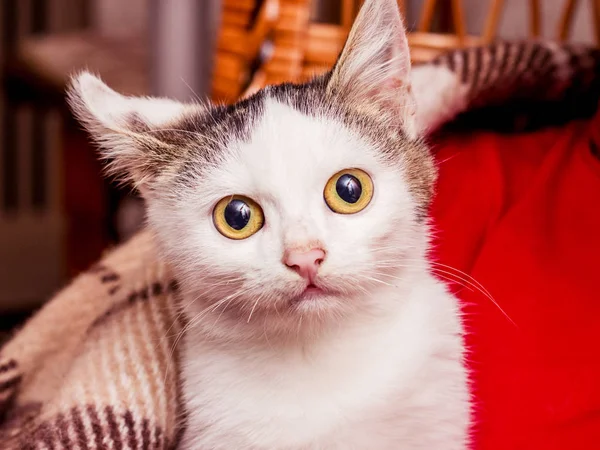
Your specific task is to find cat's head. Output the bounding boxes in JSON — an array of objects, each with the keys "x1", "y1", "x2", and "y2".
[{"x1": 68, "y1": 0, "x2": 436, "y2": 339}]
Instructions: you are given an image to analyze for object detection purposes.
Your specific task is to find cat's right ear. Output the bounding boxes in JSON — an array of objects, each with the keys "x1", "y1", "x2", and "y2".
[
  {"x1": 67, "y1": 72, "x2": 192, "y2": 192},
  {"x1": 327, "y1": 0, "x2": 417, "y2": 138}
]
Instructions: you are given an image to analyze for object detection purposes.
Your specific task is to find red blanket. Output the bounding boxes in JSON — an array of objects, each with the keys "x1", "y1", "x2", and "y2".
[{"x1": 429, "y1": 77, "x2": 600, "y2": 449}]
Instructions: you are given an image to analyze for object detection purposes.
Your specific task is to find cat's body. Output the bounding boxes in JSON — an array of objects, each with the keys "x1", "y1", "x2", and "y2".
[
  {"x1": 174, "y1": 98, "x2": 469, "y2": 449},
  {"x1": 181, "y1": 277, "x2": 466, "y2": 450},
  {"x1": 67, "y1": 0, "x2": 470, "y2": 448}
]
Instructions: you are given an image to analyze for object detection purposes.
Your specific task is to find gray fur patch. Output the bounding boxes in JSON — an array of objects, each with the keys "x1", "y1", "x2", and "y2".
[{"x1": 157, "y1": 73, "x2": 436, "y2": 216}]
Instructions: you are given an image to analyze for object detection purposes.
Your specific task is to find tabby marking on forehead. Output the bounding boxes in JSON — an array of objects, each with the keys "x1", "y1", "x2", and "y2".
[{"x1": 147, "y1": 74, "x2": 436, "y2": 214}]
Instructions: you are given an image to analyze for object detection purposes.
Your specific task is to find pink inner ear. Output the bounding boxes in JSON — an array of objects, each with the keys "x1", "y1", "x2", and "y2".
[
  {"x1": 329, "y1": 0, "x2": 412, "y2": 102},
  {"x1": 378, "y1": 75, "x2": 407, "y2": 96}
]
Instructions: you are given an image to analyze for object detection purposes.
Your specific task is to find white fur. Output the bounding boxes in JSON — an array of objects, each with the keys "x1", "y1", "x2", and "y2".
[
  {"x1": 161, "y1": 100, "x2": 470, "y2": 449},
  {"x1": 328, "y1": 0, "x2": 418, "y2": 139},
  {"x1": 411, "y1": 65, "x2": 469, "y2": 135},
  {"x1": 70, "y1": 72, "x2": 191, "y2": 129},
  {"x1": 181, "y1": 281, "x2": 467, "y2": 449},
  {"x1": 67, "y1": 72, "x2": 199, "y2": 191},
  {"x1": 68, "y1": 1, "x2": 470, "y2": 448}
]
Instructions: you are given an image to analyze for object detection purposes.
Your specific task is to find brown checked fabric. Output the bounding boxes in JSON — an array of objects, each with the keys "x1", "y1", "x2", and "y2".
[
  {"x1": 1, "y1": 40, "x2": 599, "y2": 449},
  {"x1": 0, "y1": 232, "x2": 186, "y2": 449},
  {"x1": 426, "y1": 40, "x2": 600, "y2": 132}
]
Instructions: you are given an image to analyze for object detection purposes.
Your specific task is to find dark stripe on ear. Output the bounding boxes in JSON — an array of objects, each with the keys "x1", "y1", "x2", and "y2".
[{"x1": 125, "y1": 112, "x2": 152, "y2": 134}]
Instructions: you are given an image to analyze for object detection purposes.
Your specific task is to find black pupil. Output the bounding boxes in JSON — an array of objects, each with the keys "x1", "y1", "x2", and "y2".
[
  {"x1": 224, "y1": 199, "x2": 251, "y2": 230},
  {"x1": 336, "y1": 174, "x2": 362, "y2": 203}
]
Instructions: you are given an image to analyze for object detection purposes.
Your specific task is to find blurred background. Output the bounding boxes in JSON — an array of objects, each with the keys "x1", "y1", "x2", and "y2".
[{"x1": 0, "y1": 0, "x2": 597, "y2": 331}]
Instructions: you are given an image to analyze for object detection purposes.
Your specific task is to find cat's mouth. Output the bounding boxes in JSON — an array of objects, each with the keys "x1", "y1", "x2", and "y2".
[
  {"x1": 304, "y1": 284, "x2": 322, "y2": 295},
  {"x1": 292, "y1": 283, "x2": 326, "y2": 302}
]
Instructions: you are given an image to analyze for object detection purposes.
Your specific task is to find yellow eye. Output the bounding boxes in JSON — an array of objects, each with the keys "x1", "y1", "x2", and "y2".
[
  {"x1": 324, "y1": 168, "x2": 374, "y2": 214},
  {"x1": 213, "y1": 195, "x2": 264, "y2": 240}
]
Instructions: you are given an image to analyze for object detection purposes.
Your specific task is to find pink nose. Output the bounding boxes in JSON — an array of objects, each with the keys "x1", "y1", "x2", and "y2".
[{"x1": 284, "y1": 248, "x2": 326, "y2": 281}]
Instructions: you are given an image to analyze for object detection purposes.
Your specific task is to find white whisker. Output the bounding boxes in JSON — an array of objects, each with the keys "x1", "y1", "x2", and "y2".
[{"x1": 247, "y1": 296, "x2": 262, "y2": 323}]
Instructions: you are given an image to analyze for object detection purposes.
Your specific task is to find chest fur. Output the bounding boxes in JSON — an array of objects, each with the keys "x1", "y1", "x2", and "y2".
[{"x1": 178, "y1": 305, "x2": 468, "y2": 450}]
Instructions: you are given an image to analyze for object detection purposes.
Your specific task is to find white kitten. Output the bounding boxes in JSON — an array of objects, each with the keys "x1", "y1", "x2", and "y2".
[{"x1": 67, "y1": 0, "x2": 470, "y2": 448}]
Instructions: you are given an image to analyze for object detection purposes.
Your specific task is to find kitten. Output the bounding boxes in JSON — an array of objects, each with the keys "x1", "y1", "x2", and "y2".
[{"x1": 67, "y1": 0, "x2": 470, "y2": 448}]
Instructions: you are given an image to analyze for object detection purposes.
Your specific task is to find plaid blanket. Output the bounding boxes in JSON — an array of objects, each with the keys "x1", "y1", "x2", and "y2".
[{"x1": 1, "y1": 40, "x2": 599, "y2": 449}]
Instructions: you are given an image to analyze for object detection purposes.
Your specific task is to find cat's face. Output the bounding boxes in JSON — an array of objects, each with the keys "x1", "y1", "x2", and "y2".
[{"x1": 68, "y1": 0, "x2": 436, "y2": 336}]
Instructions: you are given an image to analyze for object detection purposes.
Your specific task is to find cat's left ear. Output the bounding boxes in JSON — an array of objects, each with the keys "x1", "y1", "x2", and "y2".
[
  {"x1": 327, "y1": 0, "x2": 416, "y2": 138},
  {"x1": 67, "y1": 72, "x2": 193, "y2": 192}
]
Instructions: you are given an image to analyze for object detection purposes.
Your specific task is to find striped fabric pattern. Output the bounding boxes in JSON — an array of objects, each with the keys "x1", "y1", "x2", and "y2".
[
  {"x1": 0, "y1": 232, "x2": 186, "y2": 449},
  {"x1": 427, "y1": 40, "x2": 600, "y2": 132},
  {"x1": 0, "y1": 40, "x2": 599, "y2": 449}
]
